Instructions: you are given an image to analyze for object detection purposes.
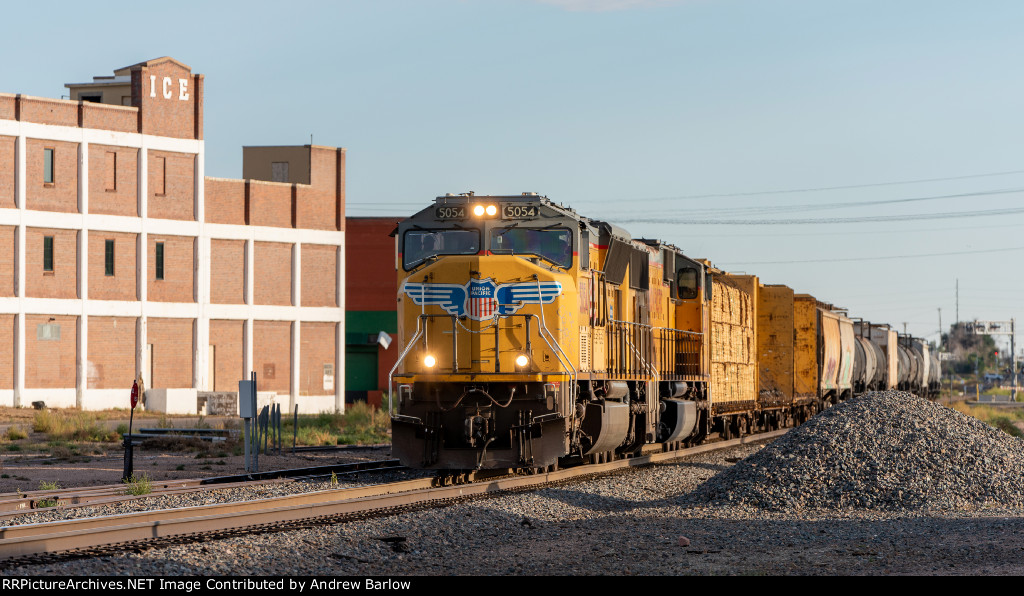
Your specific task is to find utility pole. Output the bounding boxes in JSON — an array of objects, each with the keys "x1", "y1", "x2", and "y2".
[{"x1": 956, "y1": 279, "x2": 959, "y2": 325}]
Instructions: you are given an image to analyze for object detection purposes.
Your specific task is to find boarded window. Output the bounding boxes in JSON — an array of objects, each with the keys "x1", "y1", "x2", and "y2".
[
  {"x1": 43, "y1": 236, "x2": 53, "y2": 272},
  {"x1": 105, "y1": 151, "x2": 116, "y2": 191},
  {"x1": 37, "y1": 323, "x2": 60, "y2": 341},
  {"x1": 153, "y1": 156, "x2": 166, "y2": 195},
  {"x1": 271, "y1": 162, "x2": 289, "y2": 183},
  {"x1": 105, "y1": 239, "x2": 115, "y2": 276},
  {"x1": 43, "y1": 148, "x2": 54, "y2": 184}
]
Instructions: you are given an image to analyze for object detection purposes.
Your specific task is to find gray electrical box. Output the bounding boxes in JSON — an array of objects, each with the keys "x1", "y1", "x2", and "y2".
[{"x1": 238, "y1": 380, "x2": 255, "y2": 418}]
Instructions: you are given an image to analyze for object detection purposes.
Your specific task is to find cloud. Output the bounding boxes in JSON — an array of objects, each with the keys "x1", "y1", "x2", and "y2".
[{"x1": 532, "y1": 0, "x2": 688, "y2": 11}]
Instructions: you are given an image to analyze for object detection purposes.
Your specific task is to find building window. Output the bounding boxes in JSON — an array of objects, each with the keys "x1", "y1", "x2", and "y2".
[
  {"x1": 105, "y1": 151, "x2": 117, "y2": 192},
  {"x1": 80, "y1": 94, "x2": 102, "y2": 103},
  {"x1": 153, "y1": 156, "x2": 166, "y2": 196},
  {"x1": 155, "y1": 242, "x2": 164, "y2": 280},
  {"x1": 43, "y1": 148, "x2": 54, "y2": 184},
  {"x1": 105, "y1": 239, "x2": 115, "y2": 276},
  {"x1": 43, "y1": 236, "x2": 53, "y2": 272}
]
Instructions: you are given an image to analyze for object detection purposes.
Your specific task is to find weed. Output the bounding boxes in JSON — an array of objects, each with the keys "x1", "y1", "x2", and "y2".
[
  {"x1": 6, "y1": 426, "x2": 27, "y2": 441},
  {"x1": 33, "y1": 410, "x2": 119, "y2": 443},
  {"x1": 175, "y1": 465, "x2": 185, "y2": 471},
  {"x1": 115, "y1": 423, "x2": 129, "y2": 436},
  {"x1": 214, "y1": 460, "x2": 226, "y2": 466},
  {"x1": 0, "y1": 474, "x2": 8, "y2": 479},
  {"x1": 330, "y1": 471, "x2": 338, "y2": 486},
  {"x1": 36, "y1": 498, "x2": 58, "y2": 508},
  {"x1": 5, "y1": 444, "x2": 21, "y2": 452},
  {"x1": 122, "y1": 474, "x2": 152, "y2": 496},
  {"x1": 155, "y1": 415, "x2": 175, "y2": 429},
  {"x1": 39, "y1": 481, "x2": 59, "y2": 491}
]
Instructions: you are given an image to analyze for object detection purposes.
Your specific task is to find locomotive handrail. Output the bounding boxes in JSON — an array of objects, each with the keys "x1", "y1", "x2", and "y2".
[
  {"x1": 651, "y1": 327, "x2": 703, "y2": 378},
  {"x1": 534, "y1": 275, "x2": 578, "y2": 405},
  {"x1": 610, "y1": 318, "x2": 657, "y2": 383},
  {"x1": 388, "y1": 315, "x2": 425, "y2": 418}
]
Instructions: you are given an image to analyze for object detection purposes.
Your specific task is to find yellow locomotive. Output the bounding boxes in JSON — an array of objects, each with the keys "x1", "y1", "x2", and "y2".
[{"x1": 388, "y1": 193, "x2": 936, "y2": 471}]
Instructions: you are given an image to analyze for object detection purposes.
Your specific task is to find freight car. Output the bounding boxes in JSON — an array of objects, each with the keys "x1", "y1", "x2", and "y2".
[{"x1": 388, "y1": 193, "x2": 939, "y2": 471}]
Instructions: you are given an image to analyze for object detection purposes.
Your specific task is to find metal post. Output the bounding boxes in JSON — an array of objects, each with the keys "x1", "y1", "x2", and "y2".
[
  {"x1": 293, "y1": 404, "x2": 298, "y2": 454},
  {"x1": 1012, "y1": 319, "x2": 1017, "y2": 402}
]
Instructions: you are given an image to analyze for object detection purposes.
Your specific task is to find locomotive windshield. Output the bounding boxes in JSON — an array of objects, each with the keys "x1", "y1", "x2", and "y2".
[
  {"x1": 403, "y1": 229, "x2": 480, "y2": 269},
  {"x1": 490, "y1": 227, "x2": 573, "y2": 268}
]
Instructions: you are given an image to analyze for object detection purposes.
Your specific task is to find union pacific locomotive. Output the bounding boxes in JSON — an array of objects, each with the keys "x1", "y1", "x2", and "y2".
[{"x1": 388, "y1": 193, "x2": 939, "y2": 471}]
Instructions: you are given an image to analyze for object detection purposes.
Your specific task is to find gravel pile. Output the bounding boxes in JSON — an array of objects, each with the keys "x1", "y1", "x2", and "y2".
[{"x1": 689, "y1": 390, "x2": 1024, "y2": 511}]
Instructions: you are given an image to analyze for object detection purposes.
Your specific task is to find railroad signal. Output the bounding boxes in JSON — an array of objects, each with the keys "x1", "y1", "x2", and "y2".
[{"x1": 130, "y1": 380, "x2": 139, "y2": 409}]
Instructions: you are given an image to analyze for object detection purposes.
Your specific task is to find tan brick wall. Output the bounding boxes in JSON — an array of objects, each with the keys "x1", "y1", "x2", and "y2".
[
  {"x1": 26, "y1": 227, "x2": 78, "y2": 299},
  {"x1": 26, "y1": 139, "x2": 79, "y2": 213},
  {"x1": 87, "y1": 316, "x2": 137, "y2": 389},
  {"x1": 248, "y1": 181, "x2": 292, "y2": 228},
  {"x1": 301, "y1": 244, "x2": 337, "y2": 307},
  {"x1": 148, "y1": 235, "x2": 195, "y2": 303},
  {"x1": 88, "y1": 232, "x2": 137, "y2": 301},
  {"x1": 25, "y1": 314, "x2": 77, "y2": 389},
  {"x1": 300, "y1": 322, "x2": 336, "y2": 396},
  {"x1": 0, "y1": 226, "x2": 13, "y2": 297},
  {"x1": 254, "y1": 241, "x2": 292, "y2": 306},
  {"x1": 0, "y1": 136, "x2": 14, "y2": 208},
  {"x1": 148, "y1": 150, "x2": 195, "y2": 221},
  {"x1": 210, "y1": 239, "x2": 245, "y2": 305},
  {"x1": 89, "y1": 144, "x2": 138, "y2": 217},
  {"x1": 0, "y1": 315, "x2": 12, "y2": 390},
  {"x1": 209, "y1": 319, "x2": 244, "y2": 392},
  {"x1": 254, "y1": 320, "x2": 290, "y2": 394},
  {"x1": 204, "y1": 178, "x2": 246, "y2": 225},
  {"x1": 148, "y1": 317, "x2": 193, "y2": 389}
]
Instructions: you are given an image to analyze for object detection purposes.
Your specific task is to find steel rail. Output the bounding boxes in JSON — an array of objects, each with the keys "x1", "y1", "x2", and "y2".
[
  {"x1": 0, "y1": 460, "x2": 405, "y2": 518},
  {"x1": 0, "y1": 430, "x2": 785, "y2": 563}
]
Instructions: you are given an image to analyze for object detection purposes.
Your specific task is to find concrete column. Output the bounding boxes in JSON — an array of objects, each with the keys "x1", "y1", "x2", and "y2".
[
  {"x1": 336, "y1": 240, "x2": 345, "y2": 413},
  {"x1": 77, "y1": 141, "x2": 88, "y2": 408},
  {"x1": 14, "y1": 134, "x2": 25, "y2": 408},
  {"x1": 137, "y1": 145, "x2": 148, "y2": 389}
]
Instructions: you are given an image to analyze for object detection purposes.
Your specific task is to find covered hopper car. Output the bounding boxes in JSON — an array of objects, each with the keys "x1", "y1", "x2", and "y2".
[{"x1": 388, "y1": 193, "x2": 938, "y2": 471}]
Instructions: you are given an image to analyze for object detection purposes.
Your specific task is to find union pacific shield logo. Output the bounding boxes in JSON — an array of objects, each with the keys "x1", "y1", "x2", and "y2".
[{"x1": 402, "y1": 278, "x2": 563, "y2": 321}]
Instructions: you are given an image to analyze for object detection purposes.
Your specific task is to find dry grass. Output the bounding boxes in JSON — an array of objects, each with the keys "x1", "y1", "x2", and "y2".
[
  {"x1": 953, "y1": 402, "x2": 1024, "y2": 439},
  {"x1": 33, "y1": 410, "x2": 119, "y2": 443}
]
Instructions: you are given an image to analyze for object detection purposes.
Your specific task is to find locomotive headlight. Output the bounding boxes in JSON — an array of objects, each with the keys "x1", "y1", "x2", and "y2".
[
  {"x1": 473, "y1": 205, "x2": 485, "y2": 216},
  {"x1": 515, "y1": 354, "x2": 530, "y2": 368},
  {"x1": 424, "y1": 354, "x2": 437, "y2": 368},
  {"x1": 485, "y1": 204, "x2": 497, "y2": 216}
]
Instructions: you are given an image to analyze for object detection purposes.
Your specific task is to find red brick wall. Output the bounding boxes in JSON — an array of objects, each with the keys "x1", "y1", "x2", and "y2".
[
  {"x1": 133, "y1": 62, "x2": 199, "y2": 140},
  {"x1": 204, "y1": 178, "x2": 246, "y2": 225},
  {"x1": 80, "y1": 103, "x2": 137, "y2": 133},
  {"x1": 148, "y1": 150, "x2": 195, "y2": 221},
  {"x1": 346, "y1": 218, "x2": 401, "y2": 311},
  {"x1": 89, "y1": 144, "x2": 138, "y2": 217},
  {"x1": 294, "y1": 147, "x2": 343, "y2": 231},
  {"x1": 0, "y1": 315, "x2": 12, "y2": 390},
  {"x1": 254, "y1": 320, "x2": 291, "y2": 393},
  {"x1": 248, "y1": 181, "x2": 292, "y2": 228},
  {"x1": 25, "y1": 314, "x2": 77, "y2": 389},
  {"x1": 88, "y1": 232, "x2": 137, "y2": 301},
  {"x1": 19, "y1": 97, "x2": 77, "y2": 127},
  {"x1": 148, "y1": 317, "x2": 193, "y2": 389},
  {"x1": 210, "y1": 239, "x2": 245, "y2": 305},
  {"x1": 26, "y1": 227, "x2": 78, "y2": 299},
  {"x1": 0, "y1": 226, "x2": 13, "y2": 297},
  {"x1": 300, "y1": 322, "x2": 336, "y2": 396},
  {"x1": 148, "y1": 235, "x2": 195, "y2": 303},
  {"x1": 87, "y1": 316, "x2": 136, "y2": 389},
  {"x1": 254, "y1": 242, "x2": 292, "y2": 306},
  {"x1": 0, "y1": 136, "x2": 14, "y2": 208},
  {"x1": 209, "y1": 319, "x2": 243, "y2": 392},
  {"x1": 0, "y1": 94, "x2": 15, "y2": 121},
  {"x1": 26, "y1": 139, "x2": 79, "y2": 213},
  {"x1": 301, "y1": 244, "x2": 337, "y2": 307}
]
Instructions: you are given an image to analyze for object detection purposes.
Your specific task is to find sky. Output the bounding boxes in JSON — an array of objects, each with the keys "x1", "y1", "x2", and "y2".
[{"x1": 2, "y1": 0, "x2": 1022, "y2": 353}]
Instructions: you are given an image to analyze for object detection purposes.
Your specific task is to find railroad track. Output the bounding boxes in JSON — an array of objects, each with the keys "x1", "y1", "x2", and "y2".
[
  {"x1": 0, "y1": 430, "x2": 784, "y2": 566},
  {"x1": 0, "y1": 459, "x2": 406, "y2": 521}
]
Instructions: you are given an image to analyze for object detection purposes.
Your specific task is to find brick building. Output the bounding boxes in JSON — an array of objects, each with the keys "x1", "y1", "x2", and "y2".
[
  {"x1": 0, "y1": 57, "x2": 346, "y2": 414},
  {"x1": 345, "y1": 217, "x2": 401, "y2": 408}
]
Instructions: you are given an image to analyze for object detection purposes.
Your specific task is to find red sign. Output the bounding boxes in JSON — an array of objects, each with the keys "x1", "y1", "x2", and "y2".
[{"x1": 130, "y1": 380, "x2": 139, "y2": 409}]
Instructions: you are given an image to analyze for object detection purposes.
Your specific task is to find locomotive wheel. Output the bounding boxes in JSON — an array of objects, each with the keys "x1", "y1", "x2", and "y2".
[{"x1": 721, "y1": 417, "x2": 732, "y2": 440}]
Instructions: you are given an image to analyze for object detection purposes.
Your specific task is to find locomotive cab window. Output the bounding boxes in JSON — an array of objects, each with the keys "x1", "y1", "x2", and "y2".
[
  {"x1": 677, "y1": 267, "x2": 699, "y2": 299},
  {"x1": 403, "y1": 229, "x2": 480, "y2": 270},
  {"x1": 490, "y1": 227, "x2": 572, "y2": 268}
]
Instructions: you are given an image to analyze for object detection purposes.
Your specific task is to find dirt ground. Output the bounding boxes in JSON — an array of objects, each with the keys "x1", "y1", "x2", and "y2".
[{"x1": 0, "y1": 407, "x2": 391, "y2": 494}]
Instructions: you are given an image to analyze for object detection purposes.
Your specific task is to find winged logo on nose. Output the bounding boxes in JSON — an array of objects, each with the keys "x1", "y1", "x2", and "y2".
[{"x1": 401, "y1": 278, "x2": 563, "y2": 321}]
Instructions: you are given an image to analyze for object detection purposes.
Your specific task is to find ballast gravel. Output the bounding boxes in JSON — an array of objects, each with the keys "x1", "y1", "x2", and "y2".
[{"x1": 8, "y1": 391, "x2": 1024, "y2": 576}]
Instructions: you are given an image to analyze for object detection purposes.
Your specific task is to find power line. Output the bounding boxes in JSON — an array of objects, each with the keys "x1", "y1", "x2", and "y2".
[
  {"x1": 616, "y1": 205, "x2": 1024, "y2": 226},
  {"x1": 723, "y1": 244, "x2": 1024, "y2": 266},
  {"x1": 586, "y1": 169, "x2": 1024, "y2": 203}
]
